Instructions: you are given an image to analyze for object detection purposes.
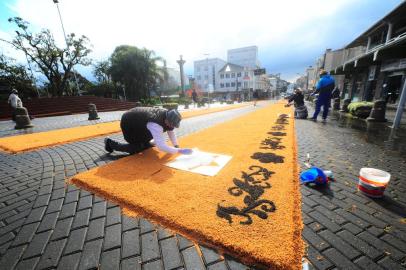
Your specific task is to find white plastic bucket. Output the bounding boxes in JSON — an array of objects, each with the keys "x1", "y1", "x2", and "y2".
[{"x1": 358, "y1": 168, "x2": 391, "y2": 198}]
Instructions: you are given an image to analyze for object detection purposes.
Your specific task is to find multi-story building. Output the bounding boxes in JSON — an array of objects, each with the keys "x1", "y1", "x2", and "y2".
[
  {"x1": 193, "y1": 58, "x2": 227, "y2": 92},
  {"x1": 227, "y1": 46, "x2": 260, "y2": 69}
]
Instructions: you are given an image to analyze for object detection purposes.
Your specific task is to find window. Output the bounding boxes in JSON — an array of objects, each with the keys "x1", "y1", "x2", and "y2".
[
  {"x1": 231, "y1": 73, "x2": 235, "y2": 78},
  {"x1": 226, "y1": 83, "x2": 230, "y2": 87},
  {"x1": 220, "y1": 83, "x2": 224, "y2": 88},
  {"x1": 226, "y1": 74, "x2": 230, "y2": 78},
  {"x1": 197, "y1": 76, "x2": 201, "y2": 80},
  {"x1": 237, "y1": 72, "x2": 241, "y2": 77},
  {"x1": 204, "y1": 66, "x2": 208, "y2": 71},
  {"x1": 204, "y1": 75, "x2": 208, "y2": 80},
  {"x1": 220, "y1": 73, "x2": 224, "y2": 79},
  {"x1": 245, "y1": 72, "x2": 248, "y2": 76},
  {"x1": 231, "y1": 82, "x2": 235, "y2": 87},
  {"x1": 237, "y1": 82, "x2": 242, "y2": 87},
  {"x1": 196, "y1": 67, "x2": 200, "y2": 72}
]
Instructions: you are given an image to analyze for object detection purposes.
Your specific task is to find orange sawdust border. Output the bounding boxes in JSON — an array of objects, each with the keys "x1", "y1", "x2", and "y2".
[
  {"x1": 69, "y1": 102, "x2": 304, "y2": 269},
  {"x1": 0, "y1": 102, "x2": 249, "y2": 154}
]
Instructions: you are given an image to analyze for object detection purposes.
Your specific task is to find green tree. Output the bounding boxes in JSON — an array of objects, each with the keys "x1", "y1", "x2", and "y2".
[
  {"x1": 0, "y1": 54, "x2": 38, "y2": 99},
  {"x1": 93, "y1": 60, "x2": 111, "y2": 84},
  {"x1": 109, "y1": 45, "x2": 162, "y2": 101},
  {"x1": 1, "y1": 17, "x2": 92, "y2": 97}
]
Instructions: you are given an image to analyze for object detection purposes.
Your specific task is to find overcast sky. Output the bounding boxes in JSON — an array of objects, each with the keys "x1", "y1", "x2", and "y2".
[{"x1": 0, "y1": 0, "x2": 403, "y2": 82}]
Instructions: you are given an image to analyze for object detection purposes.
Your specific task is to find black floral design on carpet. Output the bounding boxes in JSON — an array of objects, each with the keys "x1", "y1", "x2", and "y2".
[
  {"x1": 275, "y1": 117, "x2": 289, "y2": 125},
  {"x1": 250, "y1": 152, "x2": 285, "y2": 163},
  {"x1": 271, "y1": 125, "x2": 285, "y2": 131},
  {"x1": 217, "y1": 166, "x2": 276, "y2": 225},
  {"x1": 260, "y1": 137, "x2": 285, "y2": 150},
  {"x1": 268, "y1": 131, "x2": 286, "y2": 137}
]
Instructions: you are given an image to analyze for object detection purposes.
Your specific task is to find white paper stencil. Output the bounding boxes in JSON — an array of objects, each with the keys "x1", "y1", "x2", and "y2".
[{"x1": 165, "y1": 148, "x2": 232, "y2": 176}]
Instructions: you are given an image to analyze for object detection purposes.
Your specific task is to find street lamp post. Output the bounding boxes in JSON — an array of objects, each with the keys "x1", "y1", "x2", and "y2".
[{"x1": 52, "y1": 0, "x2": 81, "y2": 96}]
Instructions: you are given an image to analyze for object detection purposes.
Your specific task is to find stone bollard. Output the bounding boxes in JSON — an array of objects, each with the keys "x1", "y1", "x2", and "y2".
[
  {"x1": 88, "y1": 103, "x2": 100, "y2": 120},
  {"x1": 14, "y1": 107, "x2": 34, "y2": 129},
  {"x1": 367, "y1": 100, "x2": 387, "y2": 122},
  {"x1": 340, "y1": 98, "x2": 351, "y2": 113},
  {"x1": 333, "y1": 98, "x2": 341, "y2": 110}
]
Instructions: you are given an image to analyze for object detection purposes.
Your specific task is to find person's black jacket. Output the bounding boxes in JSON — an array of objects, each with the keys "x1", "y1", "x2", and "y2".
[{"x1": 288, "y1": 92, "x2": 304, "y2": 107}]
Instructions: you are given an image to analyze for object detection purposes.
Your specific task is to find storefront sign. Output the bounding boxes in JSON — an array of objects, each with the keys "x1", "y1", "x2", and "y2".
[{"x1": 368, "y1": 65, "x2": 377, "y2": 81}]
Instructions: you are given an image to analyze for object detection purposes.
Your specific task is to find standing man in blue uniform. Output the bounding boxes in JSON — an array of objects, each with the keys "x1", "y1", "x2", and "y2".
[{"x1": 310, "y1": 70, "x2": 335, "y2": 122}]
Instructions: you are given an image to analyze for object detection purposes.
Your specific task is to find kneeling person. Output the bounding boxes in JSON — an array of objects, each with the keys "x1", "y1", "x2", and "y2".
[{"x1": 105, "y1": 107, "x2": 192, "y2": 155}]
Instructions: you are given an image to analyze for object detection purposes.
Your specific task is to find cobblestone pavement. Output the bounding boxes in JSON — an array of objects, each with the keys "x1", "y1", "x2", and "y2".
[
  {"x1": 0, "y1": 104, "x2": 263, "y2": 270},
  {"x1": 1, "y1": 101, "x2": 406, "y2": 270},
  {"x1": 298, "y1": 107, "x2": 406, "y2": 270}
]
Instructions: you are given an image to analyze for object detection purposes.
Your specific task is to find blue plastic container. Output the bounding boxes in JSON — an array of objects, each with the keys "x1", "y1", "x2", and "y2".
[{"x1": 300, "y1": 167, "x2": 328, "y2": 185}]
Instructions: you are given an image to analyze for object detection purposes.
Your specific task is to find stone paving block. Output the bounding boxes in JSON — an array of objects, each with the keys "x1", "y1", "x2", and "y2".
[
  {"x1": 321, "y1": 248, "x2": 357, "y2": 269},
  {"x1": 309, "y1": 195, "x2": 338, "y2": 211},
  {"x1": 64, "y1": 190, "x2": 80, "y2": 204},
  {"x1": 302, "y1": 212, "x2": 315, "y2": 225},
  {"x1": 358, "y1": 231, "x2": 405, "y2": 261},
  {"x1": 94, "y1": 195, "x2": 105, "y2": 203},
  {"x1": 107, "y1": 200, "x2": 118, "y2": 208},
  {"x1": 11, "y1": 222, "x2": 39, "y2": 247},
  {"x1": 15, "y1": 256, "x2": 40, "y2": 270},
  {"x1": 36, "y1": 238, "x2": 67, "y2": 269},
  {"x1": 380, "y1": 233, "x2": 406, "y2": 254},
  {"x1": 0, "y1": 216, "x2": 24, "y2": 237},
  {"x1": 336, "y1": 230, "x2": 382, "y2": 260},
  {"x1": 45, "y1": 198, "x2": 64, "y2": 214},
  {"x1": 0, "y1": 231, "x2": 15, "y2": 246},
  {"x1": 158, "y1": 227, "x2": 174, "y2": 240},
  {"x1": 51, "y1": 217, "x2": 73, "y2": 241},
  {"x1": 319, "y1": 230, "x2": 361, "y2": 260},
  {"x1": 37, "y1": 212, "x2": 59, "y2": 233},
  {"x1": 308, "y1": 222, "x2": 325, "y2": 232},
  {"x1": 305, "y1": 245, "x2": 334, "y2": 270},
  {"x1": 78, "y1": 239, "x2": 103, "y2": 270},
  {"x1": 314, "y1": 205, "x2": 347, "y2": 225},
  {"x1": 5, "y1": 209, "x2": 31, "y2": 225},
  {"x1": 377, "y1": 256, "x2": 404, "y2": 270},
  {"x1": 77, "y1": 195, "x2": 92, "y2": 210},
  {"x1": 143, "y1": 260, "x2": 164, "y2": 270},
  {"x1": 354, "y1": 256, "x2": 385, "y2": 270},
  {"x1": 302, "y1": 227, "x2": 330, "y2": 251},
  {"x1": 64, "y1": 227, "x2": 88, "y2": 255},
  {"x1": 182, "y1": 246, "x2": 205, "y2": 270},
  {"x1": 122, "y1": 229, "x2": 140, "y2": 259},
  {"x1": 51, "y1": 188, "x2": 66, "y2": 200},
  {"x1": 57, "y1": 252, "x2": 81, "y2": 270},
  {"x1": 302, "y1": 196, "x2": 319, "y2": 208},
  {"x1": 122, "y1": 215, "x2": 139, "y2": 231},
  {"x1": 207, "y1": 261, "x2": 228, "y2": 270},
  {"x1": 33, "y1": 194, "x2": 51, "y2": 209},
  {"x1": 161, "y1": 236, "x2": 182, "y2": 270},
  {"x1": 91, "y1": 201, "x2": 107, "y2": 220},
  {"x1": 22, "y1": 230, "x2": 52, "y2": 259},
  {"x1": 335, "y1": 208, "x2": 369, "y2": 228},
  {"x1": 350, "y1": 208, "x2": 388, "y2": 229},
  {"x1": 342, "y1": 222, "x2": 363, "y2": 235},
  {"x1": 104, "y1": 223, "x2": 122, "y2": 251},
  {"x1": 176, "y1": 234, "x2": 194, "y2": 250},
  {"x1": 106, "y1": 206, "x2": 121, "y2": 226},
  {"x1": 100, "y1": 248, "x2": 120, "y2": 270},
  {"x1": 24, "y1": 206, "x2": 46, "y2": 225},
  {"x1": 86, "y1": 217, "x2": 106, "y2": 241},
  {"x1": 141, "y1": 231, "x2": 160, "y2": 262},
  {"x1": 199, "y1": 245, "x2": 222, "y2": 265},
  {"x1": 0, "y1": 244, "x2": 26, "y2": 269},
  {"x1": 308, "y1": 210, "x2": 341, "y2": 233},
  {"x1": 121, "y1": 256, "x2": 142, "y2": 270},
  {"x1": 72, "y1": 209, "x2": 91, "y2": 230},
  {"x1": 140, "y1": 218, "x2": 156, "y2": 234},
  {"x1": 59, "y1": 202, "x2": 77, "y2": 220}
]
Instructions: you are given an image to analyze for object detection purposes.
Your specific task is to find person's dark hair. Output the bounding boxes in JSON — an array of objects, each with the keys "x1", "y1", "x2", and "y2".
[
  {"x1": 166, "y1": 109, "x2": 182, "y2": 128},
  {"x1": 319, "y1": 70, "x2": 328, "y2": 76}
]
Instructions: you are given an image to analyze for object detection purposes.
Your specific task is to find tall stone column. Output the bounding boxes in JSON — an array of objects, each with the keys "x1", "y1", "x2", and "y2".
[{"x1": 177, "y1": 55, "x2": 186, "y2": 95}]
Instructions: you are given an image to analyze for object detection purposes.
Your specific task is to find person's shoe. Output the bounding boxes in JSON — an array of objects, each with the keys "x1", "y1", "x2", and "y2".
[
  {"x1": 322, "y1": 118, "x2": 327, "y2": 123},
  {"x1": 309, "y1": 118, "x2": 317, "y2": 122},
  {"x1": 104, "y1": 138, "x2": 113, "y2": 153}
]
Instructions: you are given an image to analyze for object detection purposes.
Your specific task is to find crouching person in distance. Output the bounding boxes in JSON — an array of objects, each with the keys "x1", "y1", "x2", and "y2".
[{"x1": 104, "y1": 107, "x2": 193, "y2": 155}]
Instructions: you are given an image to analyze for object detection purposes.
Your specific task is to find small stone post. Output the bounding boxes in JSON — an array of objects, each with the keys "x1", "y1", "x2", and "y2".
[
  {"x1": 367, "y1": 100, "x2": 387, "y2": 122},
  {"x1": 14, "y1": 107, "x2": 34, "y2": 129},
  {"x1": 88, "y1": 103, "x2": 100, "y2": 120}
]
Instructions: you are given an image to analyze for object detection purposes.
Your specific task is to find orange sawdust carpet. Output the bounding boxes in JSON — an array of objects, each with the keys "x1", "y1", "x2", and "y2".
[
  {"x1": 0, "y1": 103, "x2": 249, "y2": 154},
  {"x1": 70, "y1": 102, "x2": 303, "y2": 269}
]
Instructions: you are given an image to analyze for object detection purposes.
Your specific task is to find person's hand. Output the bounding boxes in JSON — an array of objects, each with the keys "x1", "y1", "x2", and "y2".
[
  {"x1": 174, "y1": 145, "x2": 179, "y2": 148},
  {"x1": 178, "y1": 148, "x2": 193, "y2": 155}
]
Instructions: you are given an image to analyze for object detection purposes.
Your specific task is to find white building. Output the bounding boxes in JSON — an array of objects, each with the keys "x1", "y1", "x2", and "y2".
[
  {"x1": 194, "y1": 58, "x2": 227, "y2": 91},
  {"x1": 227, "y1": 46, "x2": 260, "y2": 69}
]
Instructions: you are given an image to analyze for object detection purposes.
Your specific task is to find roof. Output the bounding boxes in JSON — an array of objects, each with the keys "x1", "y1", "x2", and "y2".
[
  {"x1": 345, "y1": 1, "x2": 406, "y2": 48},
  {"x1": 218, "y1": 63, "x2": 245, "y2": 73}
]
